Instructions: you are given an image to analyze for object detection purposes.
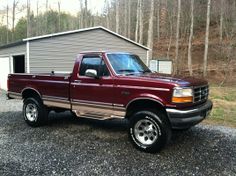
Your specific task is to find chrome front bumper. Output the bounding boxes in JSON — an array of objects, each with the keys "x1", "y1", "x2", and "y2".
[{"x1": 166, "y1": 100, "x2": 213, "y2": 129}]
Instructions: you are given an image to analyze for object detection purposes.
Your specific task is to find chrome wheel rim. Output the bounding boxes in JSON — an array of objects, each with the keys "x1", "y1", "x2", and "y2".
[
  {"x1": 25, "y1": 103, "x2": 38, "y2": 122},
  {"x1": 134, "y1": 118, "x2": 159, "y2": 145}
]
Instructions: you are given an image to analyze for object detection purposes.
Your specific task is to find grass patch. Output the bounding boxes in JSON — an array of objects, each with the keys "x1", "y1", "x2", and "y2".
[{"x1": 204, "y1": 86, "x2": 236, "y2": 127}]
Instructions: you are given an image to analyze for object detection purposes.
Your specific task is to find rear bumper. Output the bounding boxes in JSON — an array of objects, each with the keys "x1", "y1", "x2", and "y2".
[{"x1": 166, "y1": 100, "x2": 213, "y2": 129}]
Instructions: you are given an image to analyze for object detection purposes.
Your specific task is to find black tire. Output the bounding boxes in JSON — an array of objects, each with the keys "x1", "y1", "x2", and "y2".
[
  {"x1": 129, "y1": 109, "x2": 172, "y2": 153},
  {"x1": 70, "y1": 111, "x2": 79, "y2": 120},
  {"x1": 23, "y1": 97, "x2": 48, "y2": 127}
]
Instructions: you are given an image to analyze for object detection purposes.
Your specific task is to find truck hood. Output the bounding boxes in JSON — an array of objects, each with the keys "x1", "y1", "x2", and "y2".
[{"x1": 123, "y1": 73, "x2": 208, "y2": 87}]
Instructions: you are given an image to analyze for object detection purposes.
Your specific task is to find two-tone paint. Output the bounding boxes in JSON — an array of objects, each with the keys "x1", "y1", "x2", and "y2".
[{"x1": 7, "y1": 51, "x2": 209, "y2": 121}]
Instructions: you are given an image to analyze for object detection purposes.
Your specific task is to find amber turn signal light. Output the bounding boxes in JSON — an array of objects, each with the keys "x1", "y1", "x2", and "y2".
[{"x1": 172, "y1": 96, "x2": 193, "y2": 103}]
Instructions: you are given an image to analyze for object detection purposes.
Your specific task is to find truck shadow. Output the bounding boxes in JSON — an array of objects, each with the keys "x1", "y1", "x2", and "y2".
[
  {"x1": 47, "y1": 111, "x2": 213, "y2": 146},
  {"x1": 48, "y1": 111, "x2": 129, "y2": 131}
]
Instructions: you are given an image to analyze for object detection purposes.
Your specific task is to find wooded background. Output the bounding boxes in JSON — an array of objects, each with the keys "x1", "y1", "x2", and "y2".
[{"x1": 0, "y1": 0, "x2": 236, "y2": 84}]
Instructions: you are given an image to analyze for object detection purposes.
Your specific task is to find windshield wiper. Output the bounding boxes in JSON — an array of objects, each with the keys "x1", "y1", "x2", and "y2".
[
  {"x1": 143, "y1": 70, "x2": 151, "y2": 73},
  {"x1": 118, "y1": 69, "x2": 135, "y2": 72},
  {"x1": 137, "y1": 70, "x2": 151, "y2": 74}
]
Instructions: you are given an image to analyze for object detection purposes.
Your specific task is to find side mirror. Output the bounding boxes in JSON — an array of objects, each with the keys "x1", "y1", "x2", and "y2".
[{"x1": 85, "y1": 69, "x2": 98, "y2": 78}]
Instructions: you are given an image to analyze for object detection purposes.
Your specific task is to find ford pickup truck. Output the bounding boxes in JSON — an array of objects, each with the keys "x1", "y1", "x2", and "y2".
[{"x1": 7, "y1": 51, "x2": 213, "y2": 153}]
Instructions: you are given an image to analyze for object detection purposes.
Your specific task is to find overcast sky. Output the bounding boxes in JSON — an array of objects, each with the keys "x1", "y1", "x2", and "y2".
[{"x1": 0, "y1": 0, "x2": 105, "y2": 26}]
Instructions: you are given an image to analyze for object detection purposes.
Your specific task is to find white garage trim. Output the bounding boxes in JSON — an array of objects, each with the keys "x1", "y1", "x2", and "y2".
[
  {"x1": 10, "y1": 56, "x2": 13, "y2": 74},
  {"x1": 0, "y1": 56, "x2": 10, "y2": 90},
  {"x1": 26, "y1": 41, "x2": 30, "y2": 73},
  {"x1": 146, "y1": 50, "x2": 150, "y2": 66}
]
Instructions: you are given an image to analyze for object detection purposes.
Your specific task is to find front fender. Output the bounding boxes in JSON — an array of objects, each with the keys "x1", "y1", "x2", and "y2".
[{"x1": 125, "y1": 93, "x2": 166, "y2": 108}]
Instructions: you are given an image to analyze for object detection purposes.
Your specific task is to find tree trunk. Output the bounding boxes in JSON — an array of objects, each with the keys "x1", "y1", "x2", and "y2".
[
  {"x1": 124, "y1": 0, "x2": 128, "y2": 36},
  {"x1": 203, "y1": 0, "x2": 211, "y2": 77},
  {"x1": 219, "y1": 0, "x2": 223, "y2": 43},
  {"x1": 36, "y1": 1, "x2": 39, "y2": 35},
  {"x1": 187, "y1": 0, "x2": 194, "y2": 76},
  {"x1": 27, "y1": 0, "x2": 30, "y2": 37},
  {"x1": 45, "y1": 0, "x2": 48, "y2": 34},
  {"x1": 147, "y1": 0, "x2": 155, "y2": 60},
  {"x1": 83, "y1": 0, "x2": 88, "y2": 28},
  {"x1": 6, "y1": 4, "x2": 9, "y2": 43},
  {"x1": 156, "y1": 0, "x2": 160, "y2": 41},
  {"x1": 79, "y1": 0, "x2": 83, "y2": 28},
  {"x1": 135, "y1": 0, "x2": 140, "y2": 42},
  {"x1": 139, "y1": 0, "x2": 143, "y2": 44},
  {"x1": 128, "y1": 0, "x2": 131, "y2": 38},
  {"x1": 174, "y1": 0, "x2": 181, "y2": 75},
  {"x1": 12, "y1": 0, "x2": 17, "y2": 41},
  {"x1": 58, "y1": 1, "x2": 61, "y2": 32},
  {"x1": 167, "y1": 4, "x2": 173, "y2": 60},
  {"x1": 116, "y1": 0, "x2": 119, "y2": 33},
  {"x1": 105, "y1": 0, "x2": 110, "y2": 29}
]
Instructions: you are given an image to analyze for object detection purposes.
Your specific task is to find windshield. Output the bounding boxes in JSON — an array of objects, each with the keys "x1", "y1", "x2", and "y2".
[{"x1": 107, "y1": 54, "x2": 151, "y2": 75}]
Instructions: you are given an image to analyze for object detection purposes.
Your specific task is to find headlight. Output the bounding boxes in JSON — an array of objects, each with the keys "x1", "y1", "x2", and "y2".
[{"x1": 172, "y1": 87, "x2": 193, "y2": 103}]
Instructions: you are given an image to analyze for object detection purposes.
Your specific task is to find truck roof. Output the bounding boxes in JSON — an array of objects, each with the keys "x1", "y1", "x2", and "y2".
[{"x1": 79, "y1": 51, "x2": 132, "y2": 55}]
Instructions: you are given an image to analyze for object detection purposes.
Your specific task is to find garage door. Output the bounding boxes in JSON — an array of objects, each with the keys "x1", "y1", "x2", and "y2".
[{"x1": 0, "y1": 57, "x2": 10, "y2": 90}]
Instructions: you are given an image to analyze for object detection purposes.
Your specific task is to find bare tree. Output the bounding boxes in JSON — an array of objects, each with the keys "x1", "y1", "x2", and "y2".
[
  {"x1": 84, "y1": 0, "x2": 88, "y2": 27},
  {"x1": 174, "y1": 0, "x2": 181, "y2": 74},
  {"x1": 115, "y1": 0, "x2": 119, "y2": 33},
  {"x1": 128, "y1": 0, "x2": 131, "y2": 38},
  {"x1": 105, "y1": 0, "x2": 110, "y2": 29},
  {"x1": 26, "y1": 0, "x2": 30, "y2": 37},
  {"x1": 187, "y1": 0, "x2": 194, "y2": 76},
  {"x1": 58, "y1": 1, "x2": 61, "y2": 31},
  {"x1": 135, "y1": 0, "x2": 140, "y2": 42},
  {"x1": 124, "y1": 0, "x2": 128, "y2": 36},
  {"x1": 45, "y1": 0, "x2": 48, "y2": 33},
  {"x1": 220, "y1": 1, "x2": 236, "y2": 85},
  {"x1": 79, "y1": 0, "x2": 83, "y2": 28},
  {"x1": 12, "y1": 0, "x2": 19, "y2": 40},
  {"x1": 36, "y1": 1, "x2": 39, "y2": 35},
  {"x1": 166, "y1": 9, "x2": 173, "y2": 60},
  {"x1": 6, "y1": 4, "x2": 9, "y2": 43},
  {"x1": 203, "y1": 0, "x2": 211, "y2": 77},
  {"x1": 138, "y1": 0, "x2": 143, "y2": 44},
  {"x1": 147, "y1": 0, "x2": 155, "y2": 60},
  {"x1": 156, "y1": 0, "x2": 160, "y2": 41},
  {"x1": 219, "y1": 0, "x2": 223, "y2": 43}
]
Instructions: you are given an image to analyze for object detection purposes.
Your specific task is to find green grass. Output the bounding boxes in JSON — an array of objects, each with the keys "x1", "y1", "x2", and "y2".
[{"x1": 204, "y1": 86, "x2": 236, "y2": 127}]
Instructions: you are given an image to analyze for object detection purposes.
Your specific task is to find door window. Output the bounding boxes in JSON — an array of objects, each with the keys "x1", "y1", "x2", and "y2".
[{"x1": 79, "y1": 56, "x2": 110, "y2": 77}]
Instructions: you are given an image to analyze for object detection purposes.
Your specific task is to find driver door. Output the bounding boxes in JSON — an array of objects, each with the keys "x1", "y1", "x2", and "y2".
[{"x1": 71, "y1": 55, "x2": 115, "y2": 119}]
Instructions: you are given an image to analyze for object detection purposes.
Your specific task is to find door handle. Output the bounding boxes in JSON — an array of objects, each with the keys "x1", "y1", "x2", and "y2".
[{"x1": 74, "y1": 80, "x2": 81, "y2": 83}]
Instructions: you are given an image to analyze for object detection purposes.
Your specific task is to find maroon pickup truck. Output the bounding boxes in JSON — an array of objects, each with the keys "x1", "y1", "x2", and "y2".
[{"x1": 7, "y1": 51, "x2": 212, "y2": 153}]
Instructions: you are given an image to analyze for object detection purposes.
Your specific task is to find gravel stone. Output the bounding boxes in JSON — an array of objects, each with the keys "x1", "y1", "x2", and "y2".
[{"x1": 0, "y1": 90, "x2": 235, "y2": 175}]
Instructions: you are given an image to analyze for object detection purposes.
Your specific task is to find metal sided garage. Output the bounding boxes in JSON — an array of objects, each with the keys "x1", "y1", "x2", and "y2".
[
  {"x1": 0, "y1": 41, "x2": 26, "y2": 90},
  {"x1": 0, "y1": 26, "x2": 149, "y2": 90}
]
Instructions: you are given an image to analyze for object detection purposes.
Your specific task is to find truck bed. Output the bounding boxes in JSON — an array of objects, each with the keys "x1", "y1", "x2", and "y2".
[{"x1": 8, "y1": 73, "x2": 71, "y2": 103}]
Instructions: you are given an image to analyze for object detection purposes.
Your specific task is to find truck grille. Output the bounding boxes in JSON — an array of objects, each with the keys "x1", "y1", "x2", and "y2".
[{"x1": 194, "y1": 85, "x2": 209, "y2": 103}]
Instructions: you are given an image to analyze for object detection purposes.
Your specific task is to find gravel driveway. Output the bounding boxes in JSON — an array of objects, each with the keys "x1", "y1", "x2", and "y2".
[{"x1": 0, "y1": 91, "x2": 235, "y2": 176}]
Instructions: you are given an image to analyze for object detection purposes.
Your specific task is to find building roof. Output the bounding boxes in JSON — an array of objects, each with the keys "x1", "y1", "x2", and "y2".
[
  {"x1": 0, "y1": 40, "x2": 25, "y2": 49},
  {"x1": 23, "y1": 26, "x2": 150, "y2": 50}
]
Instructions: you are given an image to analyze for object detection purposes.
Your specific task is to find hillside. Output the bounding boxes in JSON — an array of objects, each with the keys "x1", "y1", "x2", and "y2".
[{"x1": 153, "y1": 25, "x2": 236, "y2": 86}]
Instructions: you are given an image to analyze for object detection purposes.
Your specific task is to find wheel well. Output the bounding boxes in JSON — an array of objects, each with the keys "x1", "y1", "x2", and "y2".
[
  {"x1": 126, "y1": 99, "x2": 167, "y2": 119},
  {"x1": 22, "y1": 89, "x2": 41, "y2": 100}
]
